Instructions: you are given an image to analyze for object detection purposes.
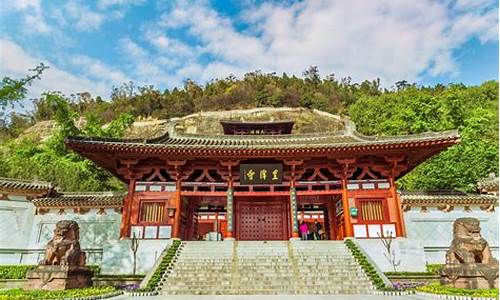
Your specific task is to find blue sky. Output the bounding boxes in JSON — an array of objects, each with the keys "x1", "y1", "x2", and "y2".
[{"x1": 0, "y1": 0, "x2": 498, "y2": 100}]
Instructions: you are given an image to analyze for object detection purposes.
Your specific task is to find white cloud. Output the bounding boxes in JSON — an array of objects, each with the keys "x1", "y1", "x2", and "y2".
[
  {"x1": 0, "y1": 39, "x2": 115, "y2": 99},
  {"x1": 69, "y1": 55, "x2": 130, "y2": 84},
  {"x1": 63, "y1": 1, "x2": 105, "y2": 32},
  {"x1": 97, "y1": 0, "x2": 145, "y2": 10},
  {"x1": 455, "y1": 0, "x2": 496, "y2": 10},
  {"x1": 119, "y1": 38, "x2": 149, "y2": 58},
  {"x1": 145, "y1": 31, "x2": 195, "y2": 57},
  {"x1": 4, "y1": 0, "x2": 52, "y2": 34},
  {"x1": 148, "y1": 0, "x2": 498, "y2": 85}
]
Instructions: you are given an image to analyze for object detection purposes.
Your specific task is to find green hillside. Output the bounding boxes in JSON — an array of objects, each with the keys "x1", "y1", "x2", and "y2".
[{"x1": 0, "y1": 67, "x2": 497, "y2": 192}]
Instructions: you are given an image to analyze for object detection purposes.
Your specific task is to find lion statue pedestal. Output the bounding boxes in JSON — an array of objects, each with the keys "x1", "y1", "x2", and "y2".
[
  {"x1": 440, "y1": 218, "x2": 499, "y2": 289},
  {"x1": 25, "y1": 220, "x2": 94, "y2": 290}
]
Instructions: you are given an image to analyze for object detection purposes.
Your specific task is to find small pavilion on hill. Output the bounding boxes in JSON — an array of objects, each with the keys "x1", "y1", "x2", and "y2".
[{"x1": 65, "y1": 108, "x2": 460, "y2": 241}]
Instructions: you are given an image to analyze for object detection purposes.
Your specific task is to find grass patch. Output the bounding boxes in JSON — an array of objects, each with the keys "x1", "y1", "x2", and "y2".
[
  {"x1": 139, "y1": 239, "x2": 182, "y2": 292},
  {"x1": 344, "y1": 239, "x2": 391, "y2": 291},
  {"x1": 0, "y1": 265, "x2": 101, "y2": 280},
  {"x1": 425, "y1": 264, "x2": 443, "y2": 274},
  {"x1": 0, "y1": 286, "x2": 117, "y2": 300},
  {"x1": 417, "y1": 282, "x2": 499, "y2": 298},
  {"x1": 385, "y1": 271, "x2": 436, "y2": 276},
  {"x1": 97, "y1": 274, "x2": 145, "y2": 279}
]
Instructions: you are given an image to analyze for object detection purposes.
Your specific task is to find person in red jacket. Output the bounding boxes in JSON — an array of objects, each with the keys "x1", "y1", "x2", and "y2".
[{"x1": 299, "y1": 220, "x2": 309, "y2": 240}]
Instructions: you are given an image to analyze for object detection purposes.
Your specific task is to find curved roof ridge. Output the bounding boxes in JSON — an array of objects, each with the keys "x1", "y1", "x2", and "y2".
[
  {"x1": 67, "y1": 128, "x2": 459, "y2": 146},
  {"x1": 351, "y1": 129, "x2": 460, "y2": 142},
  {"x1": 54, "y1": 191, "x2": 126, "y2": 196},
  {"x1": 0, "y1": 177, "x2": 52, "y2": 185}
]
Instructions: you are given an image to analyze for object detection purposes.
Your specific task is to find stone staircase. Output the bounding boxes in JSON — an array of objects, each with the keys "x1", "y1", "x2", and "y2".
[{"x1": 160, "y1": 240, "x2": 375, "y2": 295}]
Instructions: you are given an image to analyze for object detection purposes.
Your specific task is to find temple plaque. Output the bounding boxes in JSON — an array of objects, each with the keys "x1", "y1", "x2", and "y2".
[{"x1": 240, "y1": 164, "x2": 282, "y2": 185}]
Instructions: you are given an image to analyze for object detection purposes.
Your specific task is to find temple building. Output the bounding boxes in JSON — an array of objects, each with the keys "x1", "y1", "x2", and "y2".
[
  {"x1": 0, "y1": 108, "x2": 497, "y2": 273},
  {"x1": 64, "y1": 108, "x2": 460, "y2": 242}
]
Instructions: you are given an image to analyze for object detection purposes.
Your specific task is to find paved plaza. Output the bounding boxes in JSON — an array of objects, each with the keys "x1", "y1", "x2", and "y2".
[{"x1": 112, "y1": 294, "x2": 438, "y2": 300}]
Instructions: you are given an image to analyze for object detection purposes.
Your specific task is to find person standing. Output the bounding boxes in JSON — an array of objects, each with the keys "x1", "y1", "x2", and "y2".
[
  {"x1": 314, "y1": 220, "x2": 322, "y2": 240},
  {"x1": 299, "y1": 220, "x2": 309, "y2": 240}
]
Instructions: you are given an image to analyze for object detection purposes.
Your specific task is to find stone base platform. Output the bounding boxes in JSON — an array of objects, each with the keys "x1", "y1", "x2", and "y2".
[
  {"x1": 440, "y1": 263, "x2": 499, "y2": 289},
  {"x1": 25, "y1": 265, "x2": 93, "y2": 290}
]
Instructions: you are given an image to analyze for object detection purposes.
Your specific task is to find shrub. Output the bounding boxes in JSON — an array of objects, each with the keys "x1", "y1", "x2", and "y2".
[
  {"x1": 385, "y1": 271, "x2": 435, "y2": 276},
  {"x1": 417, "y1": 282, "x2": 499, "y2": 298},
  {"x1": 0, "y1": 265, "x2": 36, "y2": 280},
  {"x1": 0, "y1": 286, "x2": 117, "y2": 300},
  {"x1": 425, "y1": 264, "x2": 443, "y2": 274},
  {"x1": 140, "y1": 240, "x2": 182, "y2": 291},
  {"x1": 0, "y1": 264, "x2": 101, "y2": 279},
  {"x1": 344, "y1": 239, "x2": 391, "y2": 291}
]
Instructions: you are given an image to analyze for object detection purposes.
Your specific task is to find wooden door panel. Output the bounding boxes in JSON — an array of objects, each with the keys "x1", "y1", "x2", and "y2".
[
  {"x1": 239, "y1": 204, "x2": 261, "y2": 240},
  {"x1": 237, "y1": 199, "x2": 287, "y2": 240},
  {"x1": 262, "y1": 203, "x2": 285, "y2": 240}
]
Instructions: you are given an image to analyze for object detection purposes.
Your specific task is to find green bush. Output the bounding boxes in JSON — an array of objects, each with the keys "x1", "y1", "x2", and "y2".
[
  {"x1": 425, "y1": 264, "x2": 443, "y2": 274},
  {"x1": 0, "y1": 286, "x2": 117, "y2": 300},
  {"x1": 141, "y1": 240, "x2": 182, "y2": 291},
  {"x1": 0, "y1": 264, "x2": 101, "y2": 279},
  {"x1": 97, "y1": 274, "x2": 145, "y2": 279},
  {"x1": 344, "y1": 239, "x2": 391, "y2": 291},
  {"x1": 385, "y1": 271, "x2": 435, "y2": 276},
  {"x1": 417, "y1": 282, "x2": 498, "y2": 298},
  {"x1": 0, "y1": 265, "x2": 36, "y2": 280}
]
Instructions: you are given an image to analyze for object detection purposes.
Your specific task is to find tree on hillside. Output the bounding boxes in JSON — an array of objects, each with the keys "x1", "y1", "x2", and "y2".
[
  {"x1": 0, "y1": 64, "x2": 48, "y2": 141},
  {"x1": 0, "y1": 63, "x2": 48, "y2": 111},
  {"x1": 349, "y1": 81, "x2": 499, "y2": 192},
  {"x1": 0, "y1": 65, "x2": 497, "y2": 192},
  {"x1": 0, "y1": 93, "x2": 134, "y2": 191}
]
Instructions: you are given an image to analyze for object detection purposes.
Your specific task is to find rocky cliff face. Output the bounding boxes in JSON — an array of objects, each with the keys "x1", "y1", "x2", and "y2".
[
  {"x1": 20, "y1": 107, "x2": 350, "y2": 141},
  {"x1": 168, "y1": 107, "x2": 348, "y2": 136}
]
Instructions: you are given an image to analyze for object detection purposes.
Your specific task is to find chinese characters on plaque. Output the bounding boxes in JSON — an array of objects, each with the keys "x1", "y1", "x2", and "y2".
[{"x1": 240, "y1": 164, "x2": 283, "y2": 185}]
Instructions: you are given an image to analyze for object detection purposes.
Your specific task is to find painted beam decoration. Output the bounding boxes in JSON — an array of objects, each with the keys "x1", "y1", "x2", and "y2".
[{"x1": 240, "y1": 164, "x2": 283, "y2": 185}]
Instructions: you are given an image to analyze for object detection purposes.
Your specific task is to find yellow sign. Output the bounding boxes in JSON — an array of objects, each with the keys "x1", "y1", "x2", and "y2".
[{"x1": 240, "y1": 164, "x2": 283, "y2": 185}]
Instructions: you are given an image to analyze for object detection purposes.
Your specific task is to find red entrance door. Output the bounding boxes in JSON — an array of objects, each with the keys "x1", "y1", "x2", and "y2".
[{"x1": 236, "y1": 199, "x2": 288, "y2": 240}]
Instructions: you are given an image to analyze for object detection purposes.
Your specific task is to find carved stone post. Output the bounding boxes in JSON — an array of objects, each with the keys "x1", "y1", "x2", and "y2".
[
  {"x1": 226, "y1": 185, "x2": 234, "y2": 239},
  {"x1": 284, "y1": 160, "x2": 302, "y2": 239},
  {"x1": 219, "y1": 160, "x2": 239, "y2": 240},
  {"x1": 290, "y1": 185, "x2": 299, "y2": 239}
]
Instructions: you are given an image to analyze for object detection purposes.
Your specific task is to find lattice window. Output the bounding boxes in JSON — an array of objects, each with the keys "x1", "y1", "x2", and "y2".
[
  {"x1": 360, "y1": 200, "x2": 384, "y2": 221},
  {"x1": 140, "y1": 202, "x2": 166, "y2": 223}
]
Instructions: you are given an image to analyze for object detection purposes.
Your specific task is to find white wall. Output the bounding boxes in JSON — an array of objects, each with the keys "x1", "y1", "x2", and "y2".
[
  {"x1": 0, "y1": 196, "x2": 36, "y2": 264},
  {"x1": 403, "y1": 206, "x2": 499, "y2": 265},
  {"x1": 0, "y1": 201, "x2": 171, "y2": 274},
  {"x1": 356, "y1": 238, "x2": 427, "y2": 272}
]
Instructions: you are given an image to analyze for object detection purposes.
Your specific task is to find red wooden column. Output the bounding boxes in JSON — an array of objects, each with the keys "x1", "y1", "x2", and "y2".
[
  {"x1": 117, "y1": 159, "x2": 141, "y2": 239},
  {"x1": 219, "y1": 160, "x2": 239, "y2": 239},
  {"x1": 173, "y1": 178, "x2": 182, "y2": 239},
  {"x1": 328, "y1": 197, "x2": 336, "y2": 240},
  {"x1": 334, "y1": 159, "x2": 357, "y2": 238},
  {"x1": 380, "y1": 156, "x2": 407, "y2": 237},
  {"x1": 119, "y1": 178, "x2": 136, "y2": 238},
  {"x1": 389, "y1": 177, "x2": 405, "y2": 237},
  {"x1": 340, "y1": 177, "x2": 353, "y2": 237},
  {"x1": 167, "y1": 160, "x2": 188, "y2": 240}
]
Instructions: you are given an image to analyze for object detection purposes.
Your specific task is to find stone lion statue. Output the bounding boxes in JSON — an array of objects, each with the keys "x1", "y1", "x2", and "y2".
[
  {"x1": 445, "y1": 217, "x2": 497, "y2": 265},
  {"x1": 441, "y1": 217, "x2": 498, "y2": 288},
  {"x1": 40, "y1": 220, "x2": 86, "y2": 266}
]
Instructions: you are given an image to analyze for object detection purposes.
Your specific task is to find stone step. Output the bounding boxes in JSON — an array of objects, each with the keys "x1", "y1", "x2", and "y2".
[
  {"x1": 163, "y1": 289, "x2": 373, "y2": 295},
  {"x1": 159, "y1": 240, "x2": 375, "y2": 295}
]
